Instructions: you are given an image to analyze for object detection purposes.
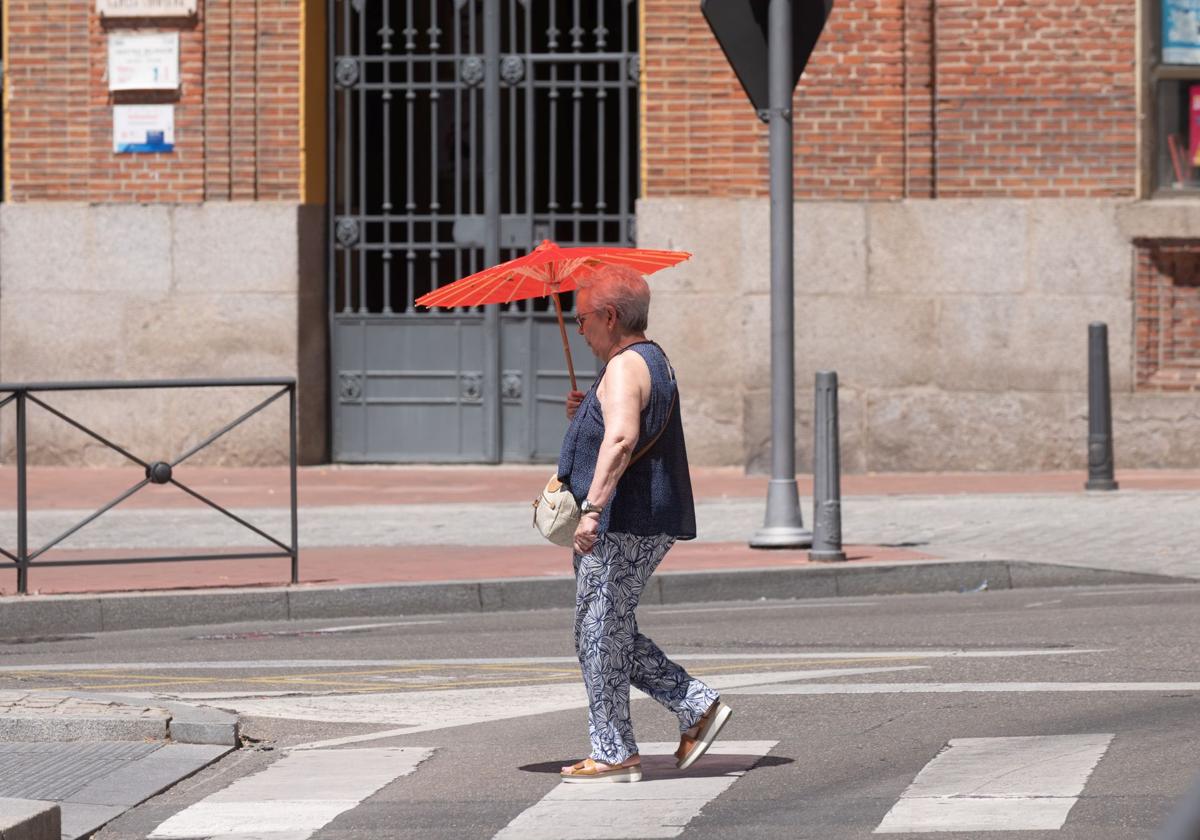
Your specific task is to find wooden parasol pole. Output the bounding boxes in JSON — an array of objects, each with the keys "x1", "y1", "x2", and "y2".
[{"x1": 551, "y1": 291, "x2": 578, "y2": 392}]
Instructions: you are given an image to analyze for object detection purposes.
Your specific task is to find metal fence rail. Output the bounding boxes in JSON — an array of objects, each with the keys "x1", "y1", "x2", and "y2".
[{"x1": 0, "y1": 378, "x2": 299, "y2": 595}]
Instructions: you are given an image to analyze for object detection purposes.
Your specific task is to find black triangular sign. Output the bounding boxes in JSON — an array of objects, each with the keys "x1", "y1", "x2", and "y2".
[{"x1": 701, "y1": 0, "x2": 834, "y2": 118}]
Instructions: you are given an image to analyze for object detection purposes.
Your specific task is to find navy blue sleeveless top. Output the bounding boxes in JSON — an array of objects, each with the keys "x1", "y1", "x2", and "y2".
[{"x1": 557, "y1": 341, "x2": 697, "y2": 540}]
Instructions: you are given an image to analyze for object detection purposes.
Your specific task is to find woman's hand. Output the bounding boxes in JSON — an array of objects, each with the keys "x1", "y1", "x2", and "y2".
[
  {"x1": 565, "y1": 390, "x2": 585, "y2": 420},
  {"x1": 573, "y1": 511, "x2": 600, "y2": 554}
]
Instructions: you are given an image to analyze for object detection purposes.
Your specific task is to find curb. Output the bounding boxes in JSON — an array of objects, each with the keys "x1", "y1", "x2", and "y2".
[
  {"x1": 73, "y1": 692, "x2": 241, "y2": 747},
  {"x1": 0, "y1": 692, "x2": 239, "y2": 747},
  {"x1": 0, "y1": 560, "x2": 1191, "y2": 635},
  {"x1": 0, "y1": 799, "x2": 60, "y2": 840}
]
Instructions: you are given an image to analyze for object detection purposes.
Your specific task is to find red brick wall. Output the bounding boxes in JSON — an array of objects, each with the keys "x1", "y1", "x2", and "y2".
[
  {"x1": 1135, "y1": 241, "x2": 1200, "y2": 392},
  {"x1": 6, "y1": 0, "x2": 302, "y2": 202},
  {"x1": 643, "y1": 0, "x2": 1137, "y2": 199}
]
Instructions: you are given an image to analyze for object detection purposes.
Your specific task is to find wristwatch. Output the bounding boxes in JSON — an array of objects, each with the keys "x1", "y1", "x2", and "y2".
[{"x1": 581, "y1": 499, "x2": 604, "y2": 515}]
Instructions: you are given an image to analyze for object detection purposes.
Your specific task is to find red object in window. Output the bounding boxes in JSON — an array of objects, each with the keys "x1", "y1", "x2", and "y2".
[{"x1": 1190, "y1": 85, "x2": 1200, "y2": 166}]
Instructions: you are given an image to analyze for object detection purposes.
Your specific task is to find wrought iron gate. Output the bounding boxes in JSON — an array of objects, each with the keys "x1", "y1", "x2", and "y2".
[{"x1": 328, "y1": 0, "x2": 639, "y2": 462}]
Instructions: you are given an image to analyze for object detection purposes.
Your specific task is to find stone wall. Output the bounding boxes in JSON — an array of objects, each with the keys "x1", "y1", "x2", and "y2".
[
  {"x1": 640, "y1": 197, "x2": 1200, "y2": 471},
  {"x1": 0, "y1": 203, "x2": 327, "y2": 466}
]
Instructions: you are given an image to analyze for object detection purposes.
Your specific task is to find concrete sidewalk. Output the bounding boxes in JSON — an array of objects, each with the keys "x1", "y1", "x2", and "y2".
[
  {"x1": 0, "y1": 692, "x2": 237, "y2": 840},
  {"x1": 0, "y1": 465, "x2": 1198, "y2": 632}
]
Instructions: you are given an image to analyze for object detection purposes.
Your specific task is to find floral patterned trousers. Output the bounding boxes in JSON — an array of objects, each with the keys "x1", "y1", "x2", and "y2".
[{"x1": 573, "y1": 532, "x2": 721, "y2": 764}]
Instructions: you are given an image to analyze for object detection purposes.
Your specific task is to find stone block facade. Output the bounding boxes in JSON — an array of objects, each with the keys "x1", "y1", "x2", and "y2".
[
  {"x1": 641, "y1": 197, "x2": 1200, "y2": 471},
  {"x1": 0, "y1": 203, "x2": 327, "y2": 465},
  {"x1": 0, "y1": 0, "x2": 325, "y2": 465},
  {"x1": 0, "y1": 0, "x2": 1196, "y2": 470}
]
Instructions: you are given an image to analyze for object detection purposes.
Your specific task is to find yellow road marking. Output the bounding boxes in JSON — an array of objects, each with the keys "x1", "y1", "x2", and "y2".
[{"x1": 1, "y1": 655, "x2": 930, "y2": 694}]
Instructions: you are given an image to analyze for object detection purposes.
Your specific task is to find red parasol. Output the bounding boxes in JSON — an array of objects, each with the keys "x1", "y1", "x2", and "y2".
[{"x1": 414, "y1": 239, "x2": 690, "y2": 390}]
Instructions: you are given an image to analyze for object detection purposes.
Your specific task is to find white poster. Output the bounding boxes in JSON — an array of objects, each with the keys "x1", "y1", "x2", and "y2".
[
  {"x1": 108, "y1": 32, "x2": 180, "y2": 91},
  {"x1": 113, "y1": 105, "x2": 175, "y2": 153},
  {"x1": 1164, "y1": 0, "x2": 1200, "y2": 64},
  {"x1": 97, "y1": 0, "x2": 197, "y2": 17}
]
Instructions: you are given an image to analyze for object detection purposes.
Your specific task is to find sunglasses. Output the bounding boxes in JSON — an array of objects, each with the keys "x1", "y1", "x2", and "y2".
[{"x1": 575, "y1": 308, "x2": 607, "y2": 327}]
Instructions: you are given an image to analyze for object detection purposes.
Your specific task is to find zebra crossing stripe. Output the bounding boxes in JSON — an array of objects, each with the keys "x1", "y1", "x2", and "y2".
[
  {"x1": 728, "y1": 682, "x2": 1200, "y2": 695},
  {"x1": 147, "y1": 747, "x2": 432, "y2": 839},
  {"x1": 492, "y1": 740, "x2": 776, "y2": 840},
  {"x1": 875, "y1": 734, "x2": 1113, "y2": 833}
]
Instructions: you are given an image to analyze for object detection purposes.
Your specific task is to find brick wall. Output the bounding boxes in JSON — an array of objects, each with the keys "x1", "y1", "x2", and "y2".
[
  {"x1": 6, "y1": 0, "x2": 302, "y2": 202},
  {"x1": 1136, "y1": 240, "x2": 1200, "y2": 392},
  {"x1": 643, "y1": 0, "x2": 1137, "y2": 199}
]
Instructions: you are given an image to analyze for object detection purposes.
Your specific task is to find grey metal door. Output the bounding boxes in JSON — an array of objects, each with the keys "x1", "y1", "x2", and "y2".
[{"x1": 329, "y1": 0, "x2": 639, "y2": 462}]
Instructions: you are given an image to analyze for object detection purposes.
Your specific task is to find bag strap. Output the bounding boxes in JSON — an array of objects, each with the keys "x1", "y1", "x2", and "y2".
[
  {"x1": 612, "y1": 340, "x2": 677, "y2": 467},
  {"x1": 629, "y1": 385, "x2": 676, "y2": 466}
]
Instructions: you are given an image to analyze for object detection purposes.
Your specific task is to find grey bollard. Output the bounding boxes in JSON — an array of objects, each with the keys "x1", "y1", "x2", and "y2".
[
  {"x1": 809, "y1": 371, "x2": 847, "y2": 562},
  {"x1": 1085, "y1": 322, "x2": 1118, "y2": 491}
]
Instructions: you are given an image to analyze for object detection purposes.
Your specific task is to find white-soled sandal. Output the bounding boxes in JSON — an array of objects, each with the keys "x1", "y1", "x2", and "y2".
[
  {"x1": 675, "y1": 700, "x2": 733, "y2": 770},
  {"x1": 560, "y1": 756, "x2": 643, "y2": 783}
]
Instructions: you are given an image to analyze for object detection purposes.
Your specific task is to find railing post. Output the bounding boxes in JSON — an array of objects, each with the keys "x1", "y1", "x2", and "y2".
[
  {"x1": 810, "y1": 371, "x2": 846, "y2": 562},
  {"x1": 289, "y1": 383, "x2": 300, "y2": 585},
  {"x1": 1085, "y1": 322, "x2": 1118, "y2": 491},
  {"x1": 16, "y1": 390, "x2": 28, "y2": 595}
]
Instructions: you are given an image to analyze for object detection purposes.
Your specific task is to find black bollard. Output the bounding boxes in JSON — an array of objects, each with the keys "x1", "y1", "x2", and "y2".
[
  {"x1": 1085, "y1": 322, "x2": 1118, "y2": 491},
  {"x1": 810, "y1": 371, "x2": 847, "y2": 562}
]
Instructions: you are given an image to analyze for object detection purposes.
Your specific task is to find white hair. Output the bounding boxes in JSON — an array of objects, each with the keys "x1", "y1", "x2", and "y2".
[{"x1": 577, "y1": 264, "x2": 650, "y2": 332}]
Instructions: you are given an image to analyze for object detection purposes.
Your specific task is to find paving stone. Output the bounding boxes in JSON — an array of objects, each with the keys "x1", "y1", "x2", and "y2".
[
  {"x1": 0, "y1": 742, "x2": 160, "y2": 800},
  {"x1": 0, "y1": 798, "x2": 60, "y2": 840},
  {"x1": 59, "y1": 803, "x2": 125, "y2": 840},
  {"x1": 68, "y1": 743, "x2": 231, "y2": 807}
]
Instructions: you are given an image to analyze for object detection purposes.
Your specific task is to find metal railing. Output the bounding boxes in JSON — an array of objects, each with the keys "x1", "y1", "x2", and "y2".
[{"x1": 0, "y1": 378, "x2": 299, "y2": 595}]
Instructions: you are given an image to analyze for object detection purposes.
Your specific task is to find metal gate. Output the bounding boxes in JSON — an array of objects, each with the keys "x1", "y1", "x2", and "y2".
[{"x1": 328, "y1": 0, "x2": 639, "y2": 462}]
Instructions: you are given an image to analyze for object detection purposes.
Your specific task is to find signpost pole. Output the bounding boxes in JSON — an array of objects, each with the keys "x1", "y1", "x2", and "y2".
[{"x1": 751, "y1": 0, "x2": 811, "y2": 548}]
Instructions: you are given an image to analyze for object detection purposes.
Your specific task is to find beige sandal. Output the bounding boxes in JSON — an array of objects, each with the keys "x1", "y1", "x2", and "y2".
[
  {"x1": 559, "y1": 756, "x2": 643, "y2": 783},
  {"x1": 675, "y1": 699, "x2": 733, "y2": 770}
]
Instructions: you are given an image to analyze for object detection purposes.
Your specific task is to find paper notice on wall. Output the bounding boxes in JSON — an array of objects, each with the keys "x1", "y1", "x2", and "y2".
[
  {"x1": 108, "y1": 32, "x2": 180, "y2": 91},
  {"x1": 1164, "y1": 0, "x2": 1200, "y2": 64},
  {"x1": 114, "y1": 105, "x2": 175, "y2": 153}
]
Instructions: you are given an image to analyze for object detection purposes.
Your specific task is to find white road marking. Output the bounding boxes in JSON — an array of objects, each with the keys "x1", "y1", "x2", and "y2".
[
  {"x1": 0, "y1": 649, "x2": 1104, "y2": 672},
  {"x1": 281, "y1": 667, "x2": 926, "y2": 750},
  {"x1": 726, "y1": 682, "x2": 1200, "y2": 695},
  {"x1": 875, "y1": 734, "x2": 1113, "y2": 833},
  {"x1": 1073, "y1": 585, "x2": 1200, "y2": 596},
  {"x1": 312, "y1": 620, "x2": 446, "y2": 632},
  {"x1": 1024, "y1": 599, "x2": 1064, "y2": 609},
  {"x1": 148, "y1": 747, "x2": 431, "y2": 840},
  {"x1": 643, "y1": 602, "x2": 877, "y2": 615},
  {"x1": 493, "y1": 740, "x2": 776, "y2": 840}
]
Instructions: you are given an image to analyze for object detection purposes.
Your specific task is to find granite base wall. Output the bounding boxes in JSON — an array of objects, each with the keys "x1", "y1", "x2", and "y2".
[
  {"x1": 0, "y1": 203, "x2": 328, "y2": 466},
  {"x1": 639, "y1": 197, "x2": 1200, "y2": 470}
]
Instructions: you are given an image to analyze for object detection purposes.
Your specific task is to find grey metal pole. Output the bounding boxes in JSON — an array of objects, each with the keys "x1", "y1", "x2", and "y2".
[
  {"x1": 16, "y1": 391, "x2": 28, "y2": 595},
  {"x1": 1085, "y1": 322, "x2": 1118, "y2": 491},
  {"x1": 810, "y1": 371, "x2": 846, "y2": 562},
  {"x1": 751, "y1": 0, "x2": 811, "y2": 549},
  {"x1": 482, "y1": 0, "x2": 502, "y2": 463}
]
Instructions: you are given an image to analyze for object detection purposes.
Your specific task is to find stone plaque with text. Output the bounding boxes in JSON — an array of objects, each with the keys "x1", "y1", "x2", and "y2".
[{"x1": 97, "y1": 0, "x2": 197, "y2": 18}]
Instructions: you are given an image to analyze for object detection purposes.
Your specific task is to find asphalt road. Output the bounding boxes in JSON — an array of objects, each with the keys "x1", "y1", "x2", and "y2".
[{"x1": 3, "y1": 581, "x2": 1200, "y2": 839}]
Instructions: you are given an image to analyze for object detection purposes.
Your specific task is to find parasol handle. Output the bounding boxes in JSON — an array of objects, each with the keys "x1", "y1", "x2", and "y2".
[{"x1": 551, "y1": 292, "x2": 578, "y2": 392}]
